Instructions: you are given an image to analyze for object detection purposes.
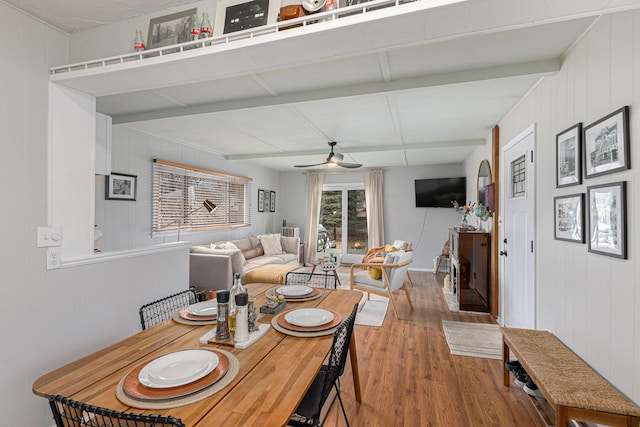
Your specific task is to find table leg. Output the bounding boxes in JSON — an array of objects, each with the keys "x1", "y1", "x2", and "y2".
[{"x1": 349, "y1": 334, "x2": 362, "y2": 402}]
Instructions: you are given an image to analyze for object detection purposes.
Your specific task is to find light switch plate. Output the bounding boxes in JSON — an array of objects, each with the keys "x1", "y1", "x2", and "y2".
[{"x1": 37, "y1": 226, "x2": 62, "y2": 247}]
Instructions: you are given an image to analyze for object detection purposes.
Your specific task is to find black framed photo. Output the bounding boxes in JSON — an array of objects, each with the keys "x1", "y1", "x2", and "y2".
[
  {"x1": 106, "y1": 173, "x2": 137, "y2": 201},
  {"x1": 587, "y1": 181, "x2": 627, "y2": 259},
  {"x1": 214, "y1": 0, "x2": 279, "y2": 36},
  {"x1": 583, "y1": 106, "x2": 630, "y2": 178},
  {"x1": 258, "y1": 189, "x2": 265, "y2": 212},
  {"x1": 147, "y1": 9, "x2": 195, "y2": 50},
  {"x1": 270, "y1": 191, "x2": 276, "y2": 212},
  {"x1": 554, "y1": 193, "x2": 584, "y2": 243},
  {"x1": 556, "y1": 123, "x2": 582, "y2": 187}
]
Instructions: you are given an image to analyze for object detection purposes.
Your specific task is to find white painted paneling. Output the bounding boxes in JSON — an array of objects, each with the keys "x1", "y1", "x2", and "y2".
[{"x1": 498, "y1": 9, "x2": 640, "y2": 404}]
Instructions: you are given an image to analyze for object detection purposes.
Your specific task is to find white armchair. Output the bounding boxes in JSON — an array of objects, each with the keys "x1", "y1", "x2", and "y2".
[{"x1": 349, "y1": 250, "x2": 414, "y2": 319}]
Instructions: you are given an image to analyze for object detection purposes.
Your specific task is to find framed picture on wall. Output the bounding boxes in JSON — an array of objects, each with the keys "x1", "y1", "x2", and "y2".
[
  {"x1": 258, "y1": 189, "x2": 265, "y2": 212},
  {"x1": 583, "y1": 106, "x2": 630, "y2": 178},
  {"x1": 587, "y1": 181, "x2": 627, "y2": 259},
  {"x1": 106, "y1": 173, "x2": 137, "y2": 201},
  {"x1": 553, "y1": 193, "x2": 584, "y2": 243},
  {"x1": 214, "y1": 0, "x2": 279, "y2": 36},
  {"x1": 270, "y1": 191, "x2": 276, "y2": 212},
  {"x1": 147, "y1": 8, "x2": 195, "y2": 50},
  {"x1": 556, "y1": 123, "x2": 582, "y2": 187}
]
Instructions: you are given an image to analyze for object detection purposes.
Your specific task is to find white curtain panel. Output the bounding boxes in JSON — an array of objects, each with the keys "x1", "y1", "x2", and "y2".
[
  {"x1": 365, "y1": 170, "x2": 384, "y2": 248},
  {"x1": 304, "y1": 173, "x2": 324, "y2": 264}
]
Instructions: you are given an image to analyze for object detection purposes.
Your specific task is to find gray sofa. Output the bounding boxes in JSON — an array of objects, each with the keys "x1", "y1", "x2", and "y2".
[{"x1": 190, "y1": 235, "x2": 300, "y2": 291}]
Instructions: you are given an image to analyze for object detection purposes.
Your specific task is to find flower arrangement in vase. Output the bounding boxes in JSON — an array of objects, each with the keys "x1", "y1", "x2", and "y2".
[{"x1": 451, "y1": 200, "x2": 475, "y2": 226}]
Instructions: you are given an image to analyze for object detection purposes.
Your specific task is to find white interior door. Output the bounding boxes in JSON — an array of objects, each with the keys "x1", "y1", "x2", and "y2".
[{"x1": 500, "y1": 125, "x2": 536, "y2": 329}]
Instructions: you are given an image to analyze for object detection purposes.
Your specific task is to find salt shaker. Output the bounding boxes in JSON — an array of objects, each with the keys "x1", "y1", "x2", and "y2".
[
  {"x1": 234, "y1": 292, "x2": 249, "y2": 343},
  {"x1": 215, "y1": 290, "x2": 230, "y2": 340}
]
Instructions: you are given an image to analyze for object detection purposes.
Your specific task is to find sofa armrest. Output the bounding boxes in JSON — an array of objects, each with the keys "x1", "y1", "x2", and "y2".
[{"x1": 280, "y1": 236, "x2": 300, "y2": 258}]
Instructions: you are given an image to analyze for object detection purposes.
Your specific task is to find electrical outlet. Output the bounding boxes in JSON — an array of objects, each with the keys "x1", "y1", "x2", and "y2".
[{"x1": 47, "y1": 247, "x2": 61, "y2": 270}]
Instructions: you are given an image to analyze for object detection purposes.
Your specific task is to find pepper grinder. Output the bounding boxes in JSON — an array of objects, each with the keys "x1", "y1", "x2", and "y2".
[
  {"x1": 247, "y1": 296, "x2": 258, "y2": 332},
  {"x1": 215, "y1": 290, "x2": 231, "y2": 340},
  {"x1": 234, "y1": 292, "x2": 249, "y2": 343}
]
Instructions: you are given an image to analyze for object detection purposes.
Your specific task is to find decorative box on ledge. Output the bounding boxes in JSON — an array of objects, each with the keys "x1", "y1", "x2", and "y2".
[{"x1": 260, "y1": 301, "x2": 286, "y2": 314}]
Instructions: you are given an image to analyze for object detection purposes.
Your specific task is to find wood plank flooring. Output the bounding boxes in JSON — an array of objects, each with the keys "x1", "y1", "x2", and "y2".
[{"x1": 321, "y1": 270, "x2": 544, "y2": 427}]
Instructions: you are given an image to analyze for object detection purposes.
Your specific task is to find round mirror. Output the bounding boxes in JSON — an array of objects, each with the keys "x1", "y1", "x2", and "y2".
[{"x1": 477, "y1": 160, "x2": 492, "y2": 207}]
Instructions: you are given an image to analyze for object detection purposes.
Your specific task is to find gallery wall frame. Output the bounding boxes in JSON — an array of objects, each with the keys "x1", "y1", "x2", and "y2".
[
  {"x1": 258, "y1": 189, "x2": 265, "y2": 212},
  {"x1": 556, "y1": 123, "x2": 582, "y2": 187},
  {"x1": 147, "y1": 8, "x2": 196, "y2": 50},
  {"x1": 270, "y1": 191, "x2": 276, "y2": 212},
  {"x1": 583, "y1": 106, "x2": 630, "y2": 179},
  {"x1": 553, "y1": 193, "x2": 584, "y2": 243},
  {"x1": 214, "y1": 0, "x2": 279, "y2": 36},
  {"x1": 106, "y1": 173, "x2": 137, "y2": 201},
  {"x1": 587, "y1": 181, "x2": 627, "y2": 259}
]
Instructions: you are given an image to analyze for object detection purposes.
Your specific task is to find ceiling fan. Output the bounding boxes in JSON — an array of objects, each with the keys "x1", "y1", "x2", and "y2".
[{"x1": 294, "y1": 142, "x2": 362, "y2": 169}]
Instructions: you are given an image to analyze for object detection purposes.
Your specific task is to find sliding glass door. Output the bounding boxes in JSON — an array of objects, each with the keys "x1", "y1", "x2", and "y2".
[{"x1": 318, "y1": 184, "x2": 368, "y2": 264}]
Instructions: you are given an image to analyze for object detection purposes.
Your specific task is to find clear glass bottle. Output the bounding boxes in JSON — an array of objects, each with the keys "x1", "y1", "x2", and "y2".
[
  {"x1": 133, "y1": 29, "x2": 145, "y2": 52},
  {"x1": 229, "y1": 273, "x2": 246, "y2": 332},
  {"x1": 215, "y1": 290, "x2": 230, "y2": 340},
  {"x1": 190, "y1": 13, "x2": 200, "y2": 42},
  {"x1": 234, "y1": 292, "x2": 249, "y2": 343},
  {"x1": 200, "y1": 12, "x2": 212, "y2": 38}
]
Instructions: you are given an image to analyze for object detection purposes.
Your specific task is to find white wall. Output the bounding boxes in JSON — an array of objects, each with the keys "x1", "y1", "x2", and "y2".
[
  {"x1": 279, "y1": 165, "x2": 465, "y2": 270},
  {"x1": 498, "y1": 10, "x2": 640, "y2": 403},
  {"x1": 0, "y1": 4, "x2": 199, "y2": 425},
  {"x1": 95, "y1": 125, "x2": 281, "y2": 252}
]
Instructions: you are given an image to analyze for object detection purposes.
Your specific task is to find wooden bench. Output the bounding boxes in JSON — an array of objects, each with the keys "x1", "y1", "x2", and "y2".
[{"x1": 501, "y1": 327, "x2": 640, "y2": 427}]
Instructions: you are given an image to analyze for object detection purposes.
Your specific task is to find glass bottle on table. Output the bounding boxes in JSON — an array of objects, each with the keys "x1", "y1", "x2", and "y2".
[{"x1": 229, "y1": 272, "x2": 246, "y2": 332}]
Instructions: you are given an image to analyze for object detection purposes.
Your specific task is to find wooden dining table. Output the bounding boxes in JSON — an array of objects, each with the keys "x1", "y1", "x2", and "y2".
[{"x1": 33, "y1": 283, "x2": 362, "y2": 426}]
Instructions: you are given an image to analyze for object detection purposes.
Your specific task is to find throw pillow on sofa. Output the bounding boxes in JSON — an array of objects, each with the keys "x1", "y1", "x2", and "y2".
[
  {"x1": 258, "y1": 233, "x2": 284, "y2": 256},
  {"x1": 211, "y1": 241, "x2": 246, "y2": 265},
  {"x1": 242, "y1": 244, "x2": 264, "y2": 260}
]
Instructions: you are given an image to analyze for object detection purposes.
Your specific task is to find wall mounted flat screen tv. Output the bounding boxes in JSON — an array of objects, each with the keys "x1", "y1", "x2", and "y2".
[{"x1": 415, "y1": 177, "x2": 466, "y2": 208}]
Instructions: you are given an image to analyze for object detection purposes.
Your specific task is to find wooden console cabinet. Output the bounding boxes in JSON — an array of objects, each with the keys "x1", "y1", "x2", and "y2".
[{"x1": 449, "y1": 229, "x2": 490, "y2": 312}]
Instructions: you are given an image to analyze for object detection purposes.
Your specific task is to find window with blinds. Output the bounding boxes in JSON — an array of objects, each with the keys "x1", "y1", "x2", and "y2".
[{"x1": 152, "y1": 159, "x2": 252, "y2": 235}]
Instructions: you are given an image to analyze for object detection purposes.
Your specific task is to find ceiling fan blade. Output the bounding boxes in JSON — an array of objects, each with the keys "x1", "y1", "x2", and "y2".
[
  {"x1": 337, "y1": 162, "x2": 362, "y2": 168},
  {"x1": 294, "y1": 161, "x2": 329, "y2": 168}
]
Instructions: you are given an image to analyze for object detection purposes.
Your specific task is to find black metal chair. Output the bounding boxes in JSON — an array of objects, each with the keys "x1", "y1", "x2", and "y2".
[
  {"x1": 49, "y1": 394, "x2": 185, "y2": 427},
  {"x1": 289, "y1": 303, "x2": 358, "y2": 427},
  {"x1": 285, "y1": 271, "x2": 337, "y2": 289},
  {"x1": 139, "y1": 287, "x2": 197, "y2": 330}
]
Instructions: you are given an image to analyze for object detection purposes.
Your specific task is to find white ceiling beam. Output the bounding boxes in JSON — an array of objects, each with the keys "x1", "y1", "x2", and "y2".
[
  {"x1": 226, "y1": 139, "x2": 485, "y2": 160},
  {"x1": 112, "y1": 58, "x2": 559, "y2": 124}
]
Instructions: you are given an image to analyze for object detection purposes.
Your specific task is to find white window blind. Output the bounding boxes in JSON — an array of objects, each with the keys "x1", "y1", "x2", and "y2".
[{"x1": 152, "y1": 159, "x2": 251, "y2": 234}]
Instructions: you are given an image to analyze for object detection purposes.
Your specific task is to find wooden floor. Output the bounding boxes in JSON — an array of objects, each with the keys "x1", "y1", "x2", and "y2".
[{"x1": 321, "y1": 270, "x2": 545, "y2": 427}]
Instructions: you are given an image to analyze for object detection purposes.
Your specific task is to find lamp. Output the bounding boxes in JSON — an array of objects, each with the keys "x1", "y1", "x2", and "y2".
[{"x1": 168, "y1": 199, "x2": 217, "y2": 241}]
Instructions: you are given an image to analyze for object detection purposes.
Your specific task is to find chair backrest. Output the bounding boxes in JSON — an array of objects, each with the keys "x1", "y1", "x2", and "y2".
[
  {"x1": 139, "y1": 287, "x2": 197, "y2": 330},
  {"x1": 49, "y1": 394, "x2": 185, "y2": 427},
  {"x1": 317, "y1": 303, "x2": 358, "y2": 413},
  {"x1": 383, "y1": 250, "x2": 413, "y2": 292},
  {"x1": 285, "y1": 271, "x2": 337, "y2": 288}
]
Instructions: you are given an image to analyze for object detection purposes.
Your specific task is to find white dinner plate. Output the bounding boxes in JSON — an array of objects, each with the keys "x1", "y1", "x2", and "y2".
[
  {"x1": 276, "y1": 285, "x2": 313, "y2": 297},
  {"x1": 139, "y1": 349, "x2": 218, "y2": 388},
  {"x1": 187, "y1": 300, "x2": 218, "y2": 316},
  {"x1": 285, "y1": 308, "x2": 334, "y2": 327}
]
